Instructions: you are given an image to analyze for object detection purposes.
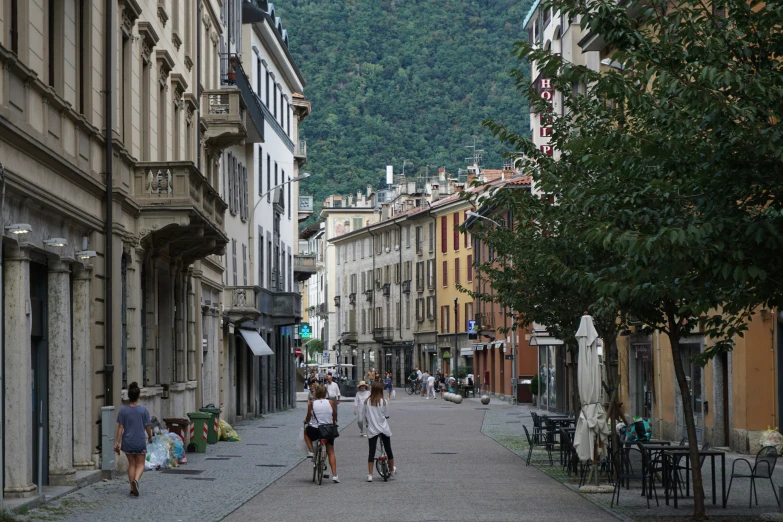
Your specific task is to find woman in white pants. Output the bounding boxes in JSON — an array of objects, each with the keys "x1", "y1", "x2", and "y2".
[{"x1": 427, "y1": 374, "x2": 436, "y2": 399}]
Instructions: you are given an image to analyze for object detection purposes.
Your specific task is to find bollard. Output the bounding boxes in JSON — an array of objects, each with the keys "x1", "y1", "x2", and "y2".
[{"x1": 101, "y1": 406, "x2": 116, "y2": 480}]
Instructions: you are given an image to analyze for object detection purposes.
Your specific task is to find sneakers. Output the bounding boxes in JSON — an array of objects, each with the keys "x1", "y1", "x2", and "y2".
[
  {"x1": 367, "y1": 475, "x2": 373, "y2": 482},
  {"x1": 393, "y1": 466, "x2": 397, "y2": 476},
  {"x1": 332, "y1": 475, "x2": 340, "y2": 483},
  {"x1": 362, "y1": 433, "x2": 368, "y2": 438},
  {"x1": 130, "y1": 480, "x2": 139, "y2": 497},
  {"x1": 306, "y1": 451, "x2": 314, "y2": 458}
]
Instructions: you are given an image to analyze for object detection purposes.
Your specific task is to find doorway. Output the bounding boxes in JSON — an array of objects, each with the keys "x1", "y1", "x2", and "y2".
[{"x1": 30, "y1": 262, "x2": 49, "y2": 487}]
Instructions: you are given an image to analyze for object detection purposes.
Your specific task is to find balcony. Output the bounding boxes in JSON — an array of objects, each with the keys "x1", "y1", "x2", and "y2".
[
  {"x1": 372, "y1": 327, "x2": 395, "y2": 343},
  {"x1": 365, "y1": 290, "x2": 373, "y2": 303},
  {"x1": 133, "y1": 161, "x2": 228, "y2": 264},
  {"x1": 382, "y1": 283, "x2": 391, "y2": 297},
  {"x1": 317, "y1": 303, "x2": 328, "y2": 318},
  {"x1": 218, "y1": 53, "x2": 264, "y2": 143},
  {"x1": 224, "y1": 286, "x2": 261, "y2": 324},
  {"x1": 349, "y1": 292, "x2": 357, "y2": 306},
  {"x1": 294, "y1": 254, "x2": 316, "y2": 282},
  {"x1": 201, "y1": 88, "x2": 247, "y2": 148},
  {"x1": 401, "y1": 280, "x2": 411, "y2": 294},
  {"x1": 295, "y1": 140, "x2": 307, "y2": 165},
  {"x1": 475, "y1": 313, "x2": 496, "y2": 339},
  {"x1": 339, "y1": 331, "x2": 359, "y2": 346},
  {"x1": 257, "y1": 289, "x2": 302, "y2": 325}
]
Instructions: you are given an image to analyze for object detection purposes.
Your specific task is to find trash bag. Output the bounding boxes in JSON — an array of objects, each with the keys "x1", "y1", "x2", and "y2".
[
  {"x1": 158, "y1": 434, "x2": 179, "y2": 468},
  {"x1": 165, "y1": 432, "x2": 185, "y2": 461},
  {"x1": 219, "y1": 419, "x2": 241, "y2": 442},
  {"x1": 297, "y1": 427, "x2": 308, "y2": 452},
  {"x1": 760, "y1": 426, "x2": 783, "y2": 455},
  {"x1": 144, "y1": 438, "x2": 169, "y2": 470},
  {"x1": 625, "y1": 417, "x2": 653, "y2": 442}
]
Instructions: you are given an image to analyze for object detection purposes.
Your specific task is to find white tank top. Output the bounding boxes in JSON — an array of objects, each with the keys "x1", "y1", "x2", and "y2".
[{"x1": 310, "y1": 399, "x2": 333, "y2": 427}]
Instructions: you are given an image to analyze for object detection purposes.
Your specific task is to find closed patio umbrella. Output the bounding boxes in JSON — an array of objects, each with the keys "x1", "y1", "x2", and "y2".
[{"x1": 572, "y1": 314, "x2": 610, "y2": 471}]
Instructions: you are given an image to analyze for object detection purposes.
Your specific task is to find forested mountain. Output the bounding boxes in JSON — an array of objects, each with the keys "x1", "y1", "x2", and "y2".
[{"x1": 277, "y1": 0, "x2": 533, "y2": 215}]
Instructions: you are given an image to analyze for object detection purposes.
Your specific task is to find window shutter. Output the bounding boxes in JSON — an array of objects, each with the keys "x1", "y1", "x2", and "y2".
[
  {"x1": 467, "y1": 254, "x2": 473, "y2": 282},
  {"x1": 455, "y1": 258, "x2": 460, "y2": 285},
  {"x1": 464, "y1": 210, "x2": 469, "y2": 248},
  {"x1": 243, "y1": 166, "x2": 248, "y2": 219},
  {"x1": 258, "y1": 146, "x2": 263, "y2": 195},
  {"x1": 453, "y1": 212, "x2": 459, "y2": 250},
  {"x1": 442, "y1": 260, "x2": 447, "y2": 286},
  {"x1": 441, "y1": 216, "x2": 447, "y2": 253}
]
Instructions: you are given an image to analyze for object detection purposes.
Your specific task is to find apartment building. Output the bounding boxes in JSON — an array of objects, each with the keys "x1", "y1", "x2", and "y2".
[{"x1": 216, "y1": 0, "x2": 311, "y2": 422}]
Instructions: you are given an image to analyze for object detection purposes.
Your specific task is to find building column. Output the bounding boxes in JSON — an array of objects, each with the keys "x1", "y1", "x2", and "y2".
[
  {"x1": 4, "y1": 245, "x2": 35, "y2": 498},
  {"x1": 48, "y1": 259, "x2": 76, "y2": 485},
  {"x1": 191, "y1": 267, "x2": 203, "y2": 408},
  {"x1": 72, "y1": 263, "x2": 94, "y2": 470}
]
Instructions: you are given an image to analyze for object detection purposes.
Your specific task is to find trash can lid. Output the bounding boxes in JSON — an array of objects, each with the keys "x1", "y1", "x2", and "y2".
[
  {"x1": 187, "y1": 412, "x2": 211, "y2": 420},
  {"x1": 199, "y1": 407, "x2": 221, "y2": 414}
]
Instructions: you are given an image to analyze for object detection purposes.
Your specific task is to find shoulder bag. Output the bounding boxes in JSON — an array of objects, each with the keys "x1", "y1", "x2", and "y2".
[{"x1": 311, "y1": 402, "x2": 339, "y2": 439}]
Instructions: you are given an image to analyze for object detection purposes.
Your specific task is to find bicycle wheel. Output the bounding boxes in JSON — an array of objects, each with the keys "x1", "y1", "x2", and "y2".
[
  {"x1": 316, "y1": 444, "x2": 325, "y2": 485},
  {"x1": 312, "y1": 442, "x2": 318, "y2": 483},
  {"x1": 406, "y1": 382, "x2": 414, "y2": 395},
  {"x1": 381, "y1": 461, "x2": 390, "y2": 481}
]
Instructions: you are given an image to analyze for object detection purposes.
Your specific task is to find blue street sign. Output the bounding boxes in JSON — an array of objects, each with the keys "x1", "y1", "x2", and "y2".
[{"x1": 468, "y1": 320, "x2": 477, "y2": 335}]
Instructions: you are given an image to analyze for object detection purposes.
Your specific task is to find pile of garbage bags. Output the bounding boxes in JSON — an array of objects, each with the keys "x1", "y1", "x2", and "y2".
[
  {"x1": 760, "y1": 426, "x2": 783, "y2": 455},
  {"x1": 218, "y1": 419, "x2": 241, "y2": 442},
  {"x1": 145, "y1": 432, "x2": 187, "y2": 471}
]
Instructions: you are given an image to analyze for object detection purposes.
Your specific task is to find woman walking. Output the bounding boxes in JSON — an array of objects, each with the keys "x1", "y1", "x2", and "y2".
[
  {"x1": 303, "y1": 385, "x2": 340, "y2": 483},
  {"x1": 362, "y1": 381, "x2": 396, "y2": 482},
  {"x1": 114, "y1": 382, "x2": 152, "y2": 496},
  {"x1": 354, "y1": 381, "x2": 371, "y2": 436},
  {"x1": 384, "y1": 371, "x2": 393, "y2": 400}
]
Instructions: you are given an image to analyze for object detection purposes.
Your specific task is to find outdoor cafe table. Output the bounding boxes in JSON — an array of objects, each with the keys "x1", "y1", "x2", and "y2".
[{"x1": 662, "y1": 448, "x2": 726, "y2": 509}]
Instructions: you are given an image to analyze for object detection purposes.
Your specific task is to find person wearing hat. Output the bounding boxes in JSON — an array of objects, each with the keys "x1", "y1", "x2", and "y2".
[{"x1": 354, "y1": 381, "x2": 371, "y2": 437}]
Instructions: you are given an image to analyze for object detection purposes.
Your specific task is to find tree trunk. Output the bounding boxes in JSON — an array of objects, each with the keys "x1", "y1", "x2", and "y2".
[
  {"x1": 667, "y1": 317, "x2": 707, "y2": 520},
  {"x1": 603, "y1": 330, "x2": 622, "y2": 463}
]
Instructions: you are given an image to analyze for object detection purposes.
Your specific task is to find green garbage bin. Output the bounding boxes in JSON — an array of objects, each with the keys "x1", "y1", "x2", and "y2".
[
  {"x1": 186, "y1": 412, "x2": 210, "y2": 453},
  {"x1": 199, "y1": 407, "x2": 221, "y2": 444}
]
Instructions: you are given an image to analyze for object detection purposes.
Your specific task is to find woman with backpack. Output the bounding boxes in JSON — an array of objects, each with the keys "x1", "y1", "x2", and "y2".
[{"x1": 362, "y1": 381, "x2": 396, "y2": 482}]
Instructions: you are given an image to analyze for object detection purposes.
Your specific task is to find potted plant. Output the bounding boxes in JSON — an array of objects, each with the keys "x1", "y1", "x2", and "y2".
[{"x1": 227, "y1": 56, "x2": 237, "y2": 83}]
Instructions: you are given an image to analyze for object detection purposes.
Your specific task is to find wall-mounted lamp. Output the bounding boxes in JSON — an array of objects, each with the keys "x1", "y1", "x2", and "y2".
[
  {"x1": 5, "y1": 223, "x2": 32, "y2": 235},
  {"x1": 132, "y1": 34, "x2": 141, "y2": 42},
  {"x1": 76, "y1": 250, "x2": 97, "y2": 259},
  {"x1": 179, "y1": 98, "x2": 185, "y2": 108},
  {"x1": 44, "y1": 238, "x2": 68, "y2": 247}
]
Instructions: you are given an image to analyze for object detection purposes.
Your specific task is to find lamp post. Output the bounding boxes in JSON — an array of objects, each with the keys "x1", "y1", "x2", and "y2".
[
  {"x1": 454, "y1": 297, "x2": 459, "y2": 388},
  {"x1": 253, "y1": 172, "x2": 311, "y2": 212}
]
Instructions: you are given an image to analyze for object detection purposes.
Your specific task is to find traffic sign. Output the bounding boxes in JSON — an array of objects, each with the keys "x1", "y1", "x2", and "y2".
[
  {"x1": 322, "y1": 351, "x2": 329, "y2": 361},
  {"x1": 299, "y1": 323, "x2": 312, "y2": 339},
  {"x1": 295, "y1": 347, "x2": 303, "y2": 357}
]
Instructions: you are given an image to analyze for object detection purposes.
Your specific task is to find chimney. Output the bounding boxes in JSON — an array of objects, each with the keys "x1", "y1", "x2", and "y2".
[
  {"x1": 367, "y1": 184, "x2": 373, "y2": 198},
  {"x1": 431, "y1": 182, "x2": 440, "y2": 201},
  {"x1": 467, "y1": 171, "x2": 476, "y2": 185},
  {"x1": 438, "y1": 167, "x2": 446, "y2": 182}
]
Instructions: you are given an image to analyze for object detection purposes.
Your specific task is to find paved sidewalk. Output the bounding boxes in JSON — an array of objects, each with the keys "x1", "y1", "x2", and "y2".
[
  {"x1": 484, "y1": 403, "x2": 783, "y2": 520},
  {"x1": 224, "y1": 392, "x2": 616, "y2": 522},
  {"x1": 13, "y1": 403, "x2": 353, "y2": 522}
]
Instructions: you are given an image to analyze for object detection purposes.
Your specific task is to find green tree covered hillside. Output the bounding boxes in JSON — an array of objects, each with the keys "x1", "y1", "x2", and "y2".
[{"x1": 277, "y1": 0, "x2": 533, "y2": 214}]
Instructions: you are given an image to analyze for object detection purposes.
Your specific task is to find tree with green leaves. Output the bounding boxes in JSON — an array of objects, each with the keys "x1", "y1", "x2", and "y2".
[{"x1": 483, "y1": 0, "x2": 783, "y2": 518}]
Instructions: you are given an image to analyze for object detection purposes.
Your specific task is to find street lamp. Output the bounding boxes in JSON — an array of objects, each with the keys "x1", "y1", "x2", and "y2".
[
  {"x1": 253, "y1": 172, "x2": 311, "y2": 212},
  {"x1": 454, "y1": 297, "x2": 459, "y2": 388},
  {"x1": 465, "y1": 210, "x2": 501, "y2": 227}
]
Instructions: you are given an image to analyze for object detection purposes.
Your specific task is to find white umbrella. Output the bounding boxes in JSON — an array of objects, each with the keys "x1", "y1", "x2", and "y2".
[{"x1": 572, "y1": 315, "x2": 610, "y2": 469}]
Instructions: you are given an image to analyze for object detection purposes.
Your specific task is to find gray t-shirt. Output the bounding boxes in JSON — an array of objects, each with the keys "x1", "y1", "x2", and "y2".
[{"x1": 117, "y1": 404, "x2": 151, "y2": 451}]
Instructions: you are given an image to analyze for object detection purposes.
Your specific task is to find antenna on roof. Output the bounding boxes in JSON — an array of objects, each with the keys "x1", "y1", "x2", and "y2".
[{"x1": 464, "y1": 137, "x2": 484, "y2": 170}]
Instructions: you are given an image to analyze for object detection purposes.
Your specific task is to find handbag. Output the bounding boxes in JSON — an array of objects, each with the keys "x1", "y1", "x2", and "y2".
[{"x1": 311, "y1": 404, "x2": 339, "y2": 439}]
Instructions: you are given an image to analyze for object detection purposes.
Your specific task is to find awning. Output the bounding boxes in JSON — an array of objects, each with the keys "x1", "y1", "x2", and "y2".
[
  {"x1": 460, "y1": 348, "x2": 473, "y2": 356},
  {"x1": 239, "y1": 329, "x2": 274, "y2": 356},
  {"x1": 442, "y1": 350, "x2": 451, "y2": 359},
  {"x1": 471, "y1": 343, "x2": 484, "y2": 351}
]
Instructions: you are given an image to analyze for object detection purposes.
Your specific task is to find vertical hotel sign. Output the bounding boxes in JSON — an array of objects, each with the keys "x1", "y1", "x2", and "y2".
[{"x1": 538, "y1": 78, "x2": 554, "y2": 155}]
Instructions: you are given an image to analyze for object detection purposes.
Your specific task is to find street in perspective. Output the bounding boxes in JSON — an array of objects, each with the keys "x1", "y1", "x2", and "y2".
[{"x1": 0, "y1": 0, "x2": 781, "y2": 522}]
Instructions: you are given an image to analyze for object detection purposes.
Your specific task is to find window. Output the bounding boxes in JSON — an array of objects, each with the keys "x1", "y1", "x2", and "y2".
[
  {"x1": 404, "y1": 261, "x2": 411, "y2": 281},
  {"x1": 274, "y1": 162, "x2": 278, "y2": 195},
  {"x1": 286, "y1": 171, "x2": 291, "y2": 219},
  {"x1": 426, "y1": 296, "x2": 435, "y2": 320},
  {"x1": 406, "y1": 226, "x2": 411, "y2": 248},
  {"x1": 242, "y1": 166, "x2": 248, "y2": 220},
  {"x1": 405, "y1": 298, "x2": 411, "y2": 329},
  {"x1": 395, "y1": 263, "x2": 400, "y2": 284},
  {"x1": 227, "y1": 153, "x2": 234, "y2": 212},
  {"x1": 441, "y1": 306, "x2": 450, "y2": 333},
  {"x1": 455, "y1": 258, "x2": 460, "y2": 285},
  {"x1": 267, "y1": 155, "x2": 271, "y2": 202},
  {"x1": 141, "y1": 58, "x2": 151, "y2": 160},
  {"x1": 158, "y1": 82, "x2": 166, "y2": 160},
  {"x1": 361, "y1": 272, "x2": 366, "y2": 292},
  {"x1": 258, "y1": 146, "x2": 264, "y2": 196},
  {"x1": 415, "y1": 226, "x2": 422, "y2": 253},
  {"x1": 361, "y1": 239, "x2": 365, "y2": 259},
  {"x1": 453, "y1": 212, "x2": 460, "y2": 251},
  {"x1": 427, "y1": 259, "x2": 435, "y2": 289},
  {"x1": 273, "y1": 83, "x2": 278, "y2": 118},
  {"x1": 352, "y1": 242, "x2": 356, "y2": 261},
  {"x1": 467, "y1": 254, "x2": 473, "y2": 282},
  {"x1": 465, "y1": 302, "x2": 473, "y2": 332},
  {"x1": 242, "y1": 244, "x2": 247, "y2": 285},
  {"x1": 416, "y1": 298, "x2": 423, "y2": 322},
  {"x1": 362, "y1": 310, "x2": 366, "y2": 333},
  {"x1": 352, "y1": 217, "x2": 364, "y2": 231},
  {"x1": 384, "y1": 265, "x2": 390, "y2": 284},
  {"x1": 233, "y1": 159, "x2": 240, "y2": 215},
  {"x1": 10, "y1": 0, "x2": 19, "y2": 54},
  {"x1": 429, "y1": 222, "x2": 435, "y2": 252},
  {"x1": 455, "y1": 302, "x2": 460, "y2": 332},
  {"x1": 442, "y1": 260, "x2": 448, "y2": 287},
  {"x1": 267, "y1": 237, "x2": 272, "y2": 288},
  {"x1": 416, "y1": 262, "x2": 424, "y2": 292},
  {"x1": 336, "y1": 246, "x2": 340, "y2": 265},
  {"x1": 441, "y1": 216, "x2": 447, "y2": 253},
  {"x1": 258, "y1": 228, "x2": 264, "y2": 288},
  {"x1": 266, "y1": 71, "x2": 270, "y2": 107},
  {"x1": 256, "y1": 57, "x2": 262, "y2": 96},
  {"x1": 48, "y1": 0, "x2": 58, "y2": 88},
  {"x1": 232, "y1": 240, "x2": 237, "y2": 286},
  {"x1": 350, "y1": 273, "x2": 357, "y2": 293},
  {"x1": 120, "y1": 33, "x2": 130, "y2": 139}
]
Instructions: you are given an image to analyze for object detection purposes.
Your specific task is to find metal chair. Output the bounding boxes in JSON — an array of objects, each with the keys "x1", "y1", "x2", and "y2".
[
  {"x1": 611, "y1": 447, "x2": 659, "y2": 508},
  {"x1": 522, "y1": 424, "x2": 554, "y2": 466},
  {"x1": 727, "y1": 446, "x2": 780, "y2": 508},
  {"x1": 530, "y1": 412, "x2": 544, "y2": 444}
]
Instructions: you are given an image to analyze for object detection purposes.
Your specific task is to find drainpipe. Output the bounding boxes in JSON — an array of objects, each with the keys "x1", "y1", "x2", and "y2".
[
  {"x1": 196, "y1": 0, "x2": 201, "y2": 171},
  {"x1": 104, "y1": 0, "x2": 114, "y2": 406},
  {"x1": 0, "y1": 161, "x2": 5, "y2": 511}
]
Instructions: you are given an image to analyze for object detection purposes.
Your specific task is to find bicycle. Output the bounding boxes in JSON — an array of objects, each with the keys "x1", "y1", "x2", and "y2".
[
  {"x1": 406, "y1": 379, "x2": 421, "y2": 395},
  {"x1": 374, "y1": 441, "x2": 392, "y2": 481},
  {"x1": 311, "y1": 437, "x2": 329, "y2": 485}
]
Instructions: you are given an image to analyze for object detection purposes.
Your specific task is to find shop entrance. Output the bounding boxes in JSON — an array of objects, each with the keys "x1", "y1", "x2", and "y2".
[{"x1": 31, "y1": 261, "x2": 49, "y2": 487}]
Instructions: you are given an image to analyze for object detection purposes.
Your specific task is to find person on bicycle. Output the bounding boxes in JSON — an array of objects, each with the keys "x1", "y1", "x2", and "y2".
[
  {"x1": 354, "y1": 380, "x2": 371, "y2": 437},
  {"x1": 303, "y1": 385, "x2": 340, "y2": 483},
  {"x1": 362, "y1": 381, "x2": 395, "y2": 482}
]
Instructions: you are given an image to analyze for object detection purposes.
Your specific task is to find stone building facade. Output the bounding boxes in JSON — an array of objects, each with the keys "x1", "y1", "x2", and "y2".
[{"x1": 0, "y1": 0, "x2": 308, "y2": 498}]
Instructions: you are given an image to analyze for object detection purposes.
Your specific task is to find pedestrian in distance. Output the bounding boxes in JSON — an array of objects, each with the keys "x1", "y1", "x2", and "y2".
[
  {"x1": 362, "y1": 381, "x2": 396, "y2": 482},
  {"x1": 427, "y1": 373, "x2": 436, "y2": 399},
  {"x1": 354, "y1": 380, "x2": 371, "y2": 437},
  {"x1": 421, "y1": 369, "x2": 430, "y2": 398},
  {"x1": 325, "y1": 373, "x2": 341, "y2": 423},
  {"x1": 384, "y1": 371, "x2": 393, "y2": 400},
  {"x1": 303, "y1": 385, "x2": 340, "y2": 483},
  {"x1": 114, "y1": 382, "x2": 152, "y2": 497}
]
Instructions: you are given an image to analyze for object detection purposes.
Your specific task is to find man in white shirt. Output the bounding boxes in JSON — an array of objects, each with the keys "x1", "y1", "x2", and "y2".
[
  {"x1": 427, "y1": 373, "x2": 436, "y2": 399},
  {"x1": 421, "y1": 370, "x2": 430, "y2": 398},
  {"x1": 325, "y1": 374, "x2": 341, "y2": 422}
]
